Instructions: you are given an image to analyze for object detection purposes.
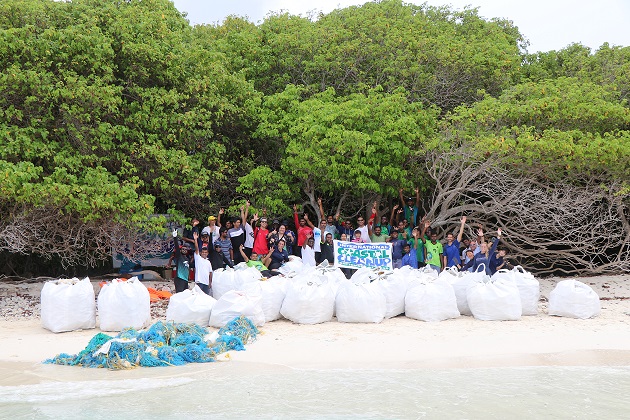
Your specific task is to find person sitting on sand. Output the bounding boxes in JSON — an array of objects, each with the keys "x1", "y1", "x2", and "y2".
[{"x1": 239, "y1": 244, "x2": 279, "y2": 277}]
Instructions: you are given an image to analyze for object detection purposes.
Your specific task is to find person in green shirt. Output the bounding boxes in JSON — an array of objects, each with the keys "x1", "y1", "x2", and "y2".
[
  {"x1": 239, "y1": 244, "x2": 277, "y2": 277},
  {"x1": 421, "y1": 220, "x2": 443, "y2": 273},
  {"x1": 409, "y1": 226, "x2": 425, "y2": 266}
]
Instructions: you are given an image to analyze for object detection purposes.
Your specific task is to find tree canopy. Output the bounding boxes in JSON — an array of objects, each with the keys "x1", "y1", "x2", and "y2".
[{"x1": 0, "y1": 0, "x2": 628, "y2": 276}]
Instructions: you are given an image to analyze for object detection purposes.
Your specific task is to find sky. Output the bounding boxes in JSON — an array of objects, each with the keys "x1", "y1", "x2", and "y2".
[{"x1": 171, "y1": 0, "x2": 630, "y2": 53}]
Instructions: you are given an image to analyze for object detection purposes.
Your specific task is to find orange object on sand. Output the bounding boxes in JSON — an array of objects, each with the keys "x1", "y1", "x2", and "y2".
[{"x1": 147, "y1": 287, "x2": 172, "y2": 302}]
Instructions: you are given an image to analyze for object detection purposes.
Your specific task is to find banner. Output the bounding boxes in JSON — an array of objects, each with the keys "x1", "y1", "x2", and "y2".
[{"x1": 334, "y1": 240, "x2": 393, "y2": 270}]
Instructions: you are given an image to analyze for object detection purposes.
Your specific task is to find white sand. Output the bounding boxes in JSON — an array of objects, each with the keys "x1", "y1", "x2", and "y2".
[{"x1": 1, "y1": 274, "x2": 629, "y2": 385}]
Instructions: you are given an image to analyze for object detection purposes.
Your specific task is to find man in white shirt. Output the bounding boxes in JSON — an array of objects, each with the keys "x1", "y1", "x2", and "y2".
[{"x1": 192, "y1": 231, "x2": 213, "y2": 295}]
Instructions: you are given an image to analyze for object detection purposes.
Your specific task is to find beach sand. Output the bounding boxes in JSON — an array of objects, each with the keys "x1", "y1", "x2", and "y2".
[{"x1": 1, "y1": 274, "x2": 630, "y2": 386}]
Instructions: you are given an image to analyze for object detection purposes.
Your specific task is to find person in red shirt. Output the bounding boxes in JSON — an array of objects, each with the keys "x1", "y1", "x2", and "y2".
[
  {"x1": 293, "y1": 204, "x2": 313, "y2": 257},
  {"x1": 252, "y1": 215, "x2": 270, "y2": 258}
]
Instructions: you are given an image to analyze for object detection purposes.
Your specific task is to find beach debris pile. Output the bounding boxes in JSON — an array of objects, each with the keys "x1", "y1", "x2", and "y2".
[{"x1": 44, "y1": 316, "x2": 258, "y2": 369}]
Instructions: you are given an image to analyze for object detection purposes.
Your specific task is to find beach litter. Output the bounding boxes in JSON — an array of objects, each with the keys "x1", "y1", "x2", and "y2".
[{"x1": 44, "y1": 316, "x2": 258, "y2": 369}]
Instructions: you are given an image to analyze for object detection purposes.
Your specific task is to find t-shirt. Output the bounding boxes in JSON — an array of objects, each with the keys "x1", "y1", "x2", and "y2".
[
  {"x1": 243, "y1": 223, "x2": 254, "y2": 248},
  {"x1": 401, "y1": 250, "x2": 418, "y2": 268},
  {"x1": 390, "y1": 239, "x2": 407, "y2": 260},
  {"x1": 214, "y1": 238, "x2": 232, "y2": 261},
  {"x1": 443, "y1": 240, "x2": 461, "y2": 267},
  {"x1": 246, "y1": 259, "x2": 266, "y2": 272},
  {"x1": 425, "y1": 241, "x2": 443, "y2": 268},
  {"x1": 202, "y1": 225, "x2": 220, "y2": 245},
  {"x1": 252, "y1": 226, "x2": 269, "y2": 255},
  {"x1": 302, "y1": 245, "x2": 316, "y2": 266},
  {"x1": 370, "y1": 232, "x2": 388, "y2": 243},
  {"x1": 193, "y1": 253, "x2": 213, "y2": 285},
  {"x1": 408, "y1": 238, "x2": 425, "y2": 263}
]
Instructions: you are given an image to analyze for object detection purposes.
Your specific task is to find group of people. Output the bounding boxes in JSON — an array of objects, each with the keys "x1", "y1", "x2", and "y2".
[{"x1": 166, "y1": 190, "x2": 510, "y2": 295}]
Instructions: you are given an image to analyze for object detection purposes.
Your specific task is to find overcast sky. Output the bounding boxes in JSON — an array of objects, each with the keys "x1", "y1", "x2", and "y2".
[{"x1": 171, "y1": 0, "x2": 630, "y2": 53}]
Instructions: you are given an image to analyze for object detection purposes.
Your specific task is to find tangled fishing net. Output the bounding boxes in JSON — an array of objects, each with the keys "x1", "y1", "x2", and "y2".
[{"x1": 44, "y1": 316, "x2": 258, "y2": 370}]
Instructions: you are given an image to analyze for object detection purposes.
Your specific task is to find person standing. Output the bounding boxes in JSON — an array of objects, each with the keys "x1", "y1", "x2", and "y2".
[
  {"x1": 167, "y1": 230, "x2": 190, "y2": 293},
  {"x1": 192, "y1": 231, "x2": 213, "y2": 295},
  {"x1": 421, "y1": 220, "x2": 443, "y2": 273},
  {"x1": 443, "y1": 216, "x2": 466, "y2": 269}
]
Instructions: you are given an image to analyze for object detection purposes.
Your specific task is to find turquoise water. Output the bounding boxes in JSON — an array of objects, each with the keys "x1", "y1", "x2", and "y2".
[{"x1": 1, "y1": 364, "x2": 629, "y2": 419}]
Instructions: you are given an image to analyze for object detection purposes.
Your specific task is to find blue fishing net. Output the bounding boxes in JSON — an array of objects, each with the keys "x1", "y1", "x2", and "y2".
[{"x1": 44, "y1": 316, "x2": 258, "y2": 370}]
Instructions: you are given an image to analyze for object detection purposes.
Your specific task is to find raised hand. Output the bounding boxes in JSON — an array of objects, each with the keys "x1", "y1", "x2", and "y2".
[
  {"x1": 414, "y1": 187, "x2": 419, "y2": 194},
  {"x1": 497, "y1": 228, "x2": 502, "y2": 237},
  {"x1": 477, "y1": 228, "x2": 484, "y2": 237},
  {"x1": 317, "y1": 197, "x2": 322, "y2": 205},
  {"x1": 293, "y1": 204, "x2": 298, "y2": 212},
  {"x1": 304, "y1": 213, "x2": 309, "y2": 220},
  {"x1": 461, "y1": 216, "x2": 467, "y2": 224},
  {"x1": 193, "y1": 231, "x2": 198, "y2": 240},
  {"x1": 192, "y1": 219, "x2": 199, "y2": 227},
  {"x1": 219, "y1": 208, "x2": 224, "y2": 215},
  {"x1": 172, "y1": 229, "x2": 178, "y2": 238},
  {"x1": 246, "y1": 200, "x2": 251, "y2": 207},
  {"x1": 253, "y1": 213, "x2": 259, "y2": 221}
]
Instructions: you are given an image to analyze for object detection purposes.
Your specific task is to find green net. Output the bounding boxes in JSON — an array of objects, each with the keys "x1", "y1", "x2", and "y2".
[{"x1": 44, "y1": 316, "x2": 258, "y2": 370}]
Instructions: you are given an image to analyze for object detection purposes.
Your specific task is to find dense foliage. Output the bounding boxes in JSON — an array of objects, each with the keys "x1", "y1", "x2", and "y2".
[{"x1": 0, "y1": 0, "x2": 628, "y2": 275}]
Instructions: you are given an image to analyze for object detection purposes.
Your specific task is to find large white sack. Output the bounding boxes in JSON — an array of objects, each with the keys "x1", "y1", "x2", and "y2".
[
  {"x1": 548, "y1": 280, "x2": 600, "y2": 319},
  {"x1": 375, "y1": 272, "x2": 408, "y2": 318},
  {"x1": 492, "y1": 266, "x2": 540, "y2": 316},
  {"x1": 212, "y1": 266, "x2": 262, "y2": 300},
  {"x1": 209, "y1": 287, "x2": 265, "y2": 327},
  {"x1": 350, "y1": 267, "x2": 380, "y2": 284},
  {"x1": 277, "y1": 256, "x2": 305, "y2": 276},
  {"x1": 467, "y1": 277, "x2": 522, "y2": 321},
  {"x1": 336, "y1": 281, "x2": 387, "y2": 323},
  {"x1": 166, "y1": 285, "x2": 217, "y2": 325},
  {"x1": 97, "y1": 277, "x2": 151, "y2": 331},
  {"x1": 280, "y1": 273, "x2": 335, "y2": 324},
  {"x1": 260, "y1": 277, "x2": 287, "y2": 322},
  {"x1": 405, "y1": 278, "x2": 460, "y2": 322},
  {"x1": 445, "y1": 267, "x2": 481, "y2": 316},
  {"x1": 41, "y1": 277, "x2": 96, "y2": 333}
]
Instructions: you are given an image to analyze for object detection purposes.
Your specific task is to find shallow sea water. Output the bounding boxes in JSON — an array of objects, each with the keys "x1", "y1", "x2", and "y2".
[{"x1": 1, "y1": 364, "x2": 629, "y2": 419}]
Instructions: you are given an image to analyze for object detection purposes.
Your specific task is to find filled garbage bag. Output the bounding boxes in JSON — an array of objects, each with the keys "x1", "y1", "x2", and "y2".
[
  {"x1": 336, "y1": 280, "x2": 386, "y2": 323},
  {"x1": 492, "y1": 266, "x2": 540, "y2": 316},
  {"x1": 209, "y1": 286, "x2": 265, "y2": 327},
  {"x1": 166, "y1": 285, "x2": 217, "y2": 325},
  {"x1": 259, "y1": 277, "x2": 287, "y2": 322},
  {"x1": 280, "y1": 273, "x2": 335, "y2": 324},
  {"x1": 41, "y1": 277, "x2": 96, "y2": 333},
  {"x1": 467, "y1": 277, "x2": 522, "y2": 321},
  {"x1": 405, "y1": 278, "x2": 460, "y2": 322},
  {"x1": 212, "y1": 266, "x2": 262, "y2": 300},
  {"x1": 98, "y1": 277, "x2": 151, "y2": 331},
  {"x1": 548, "y1": 280, "x2": 600, "y2": 319}
]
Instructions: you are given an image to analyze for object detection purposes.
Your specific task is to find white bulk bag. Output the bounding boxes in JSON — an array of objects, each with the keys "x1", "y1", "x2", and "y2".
[
  {"x1": 280, "y1": 273, "x2": 335, "y2": 324},
  {"x1": 350, "y1": 267, "x2": 379, "y2": 284},
  {"x1": 259, "y1": 277, "x2": 287, "y2": 322},
  {"x1": 492, "y1": 266, "x2": 540, "y2": 316},
  {"x1": 209, "y1": 288, "x2": 265, "y2": 327},
  {"x1": 405, "y1": 278, "x2": 460, "y2": 322},
  {"x1": 548, "y1": 280, "x2": 600, "y2": 319},
  {"x1": 212, "y1": 266, "x2": 262, "y2": 300},
  {"x1": 166, "y1": 285, "x2": 217, "y2": 325},
  {"x1": 467, "y1": 277, "x2": 522, "y2": 321},
  {"x1": 278, "y1": 256, "x2": 305, "y2": 276},
  {"x1": 335, "y1": 281, "x2": 386, "y2": 323},
  {"x1": 97, "y1": 277, "x2": 151, "y2": 331},
  {"x1": 375, "y1": 272, "x2": 408, "y2": 318},
  {"x1": 41, "y1": 277, "x2": 96, "y2": 333},
  {"x1": 447, "y1": 267, "x2": 481, "y2": 316}
]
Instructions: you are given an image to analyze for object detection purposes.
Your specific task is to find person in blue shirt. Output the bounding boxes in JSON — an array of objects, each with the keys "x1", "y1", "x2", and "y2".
[
  {"x1": 472, "y1": 227, "x2": 502, "y2": 275},
  {"x1": 443, "y1": 216, "x2": 467, "y2": 269},
  {"x1": 387, "y1": 229, "x2": 407, "y2": 269},
  {"x1": 401, "y1": 243, "x2": 418, "y2": 268}
]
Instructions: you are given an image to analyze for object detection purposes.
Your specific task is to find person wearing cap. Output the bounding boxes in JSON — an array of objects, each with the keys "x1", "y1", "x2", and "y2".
[
  {"x1": 399, "y1": 187, "x2": 421, "y2": 227},
  {"x1": 166, "y1": 230, "x2": 191, "y2": 293},
  {"x1": 192, "y1": 231, "x2": 213, "y2": 295},
  {"x1": 210, "y1": 242, "x2": 233, "y2": 270},
  {"x1": 202, "y1": 213, "x2": 220, "y2": 245}
]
